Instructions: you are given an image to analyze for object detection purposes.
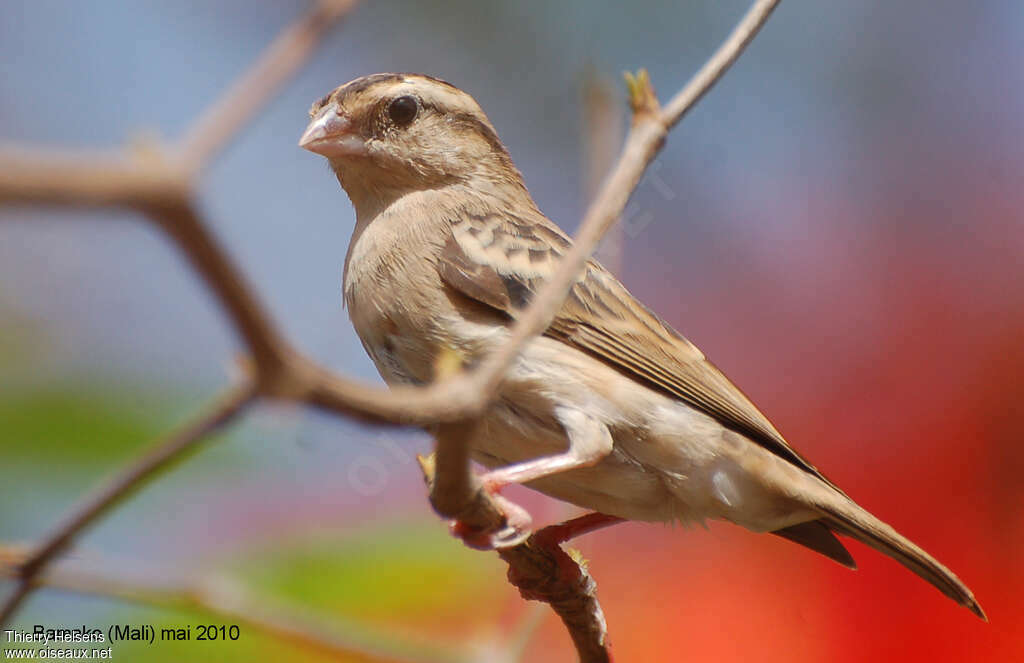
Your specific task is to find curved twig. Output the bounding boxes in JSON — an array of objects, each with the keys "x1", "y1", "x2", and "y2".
[
  {"x1": 178, "y1": 0, "x2": 360, "y2": 173},
  {"x1": 0, "y1": 382, "x2": 259, "y2": 624}
]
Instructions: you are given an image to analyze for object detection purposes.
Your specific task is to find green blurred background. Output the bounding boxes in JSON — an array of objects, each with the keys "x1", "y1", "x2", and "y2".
[{"x1": 1, "y1": 1, "x2": 1021, "y2": 661}]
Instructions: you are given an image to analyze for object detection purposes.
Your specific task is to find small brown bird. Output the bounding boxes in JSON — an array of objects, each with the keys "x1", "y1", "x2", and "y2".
[{"x1": 300, "y1": 73, "x2": 984, "y2": 619}]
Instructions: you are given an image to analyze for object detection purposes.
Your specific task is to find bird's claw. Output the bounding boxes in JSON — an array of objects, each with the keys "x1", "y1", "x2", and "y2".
[{"x1": 449, "y1": 492, "x2": 533, "y2": 550}]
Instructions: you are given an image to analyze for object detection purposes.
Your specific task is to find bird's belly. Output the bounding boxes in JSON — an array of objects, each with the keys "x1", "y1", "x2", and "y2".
[
  {"x1": 468, "y1": 335, "x2": 815, "y2": 531},
  {"x1": 473, "y1": 399, "x2": 814, "y2": 530}
]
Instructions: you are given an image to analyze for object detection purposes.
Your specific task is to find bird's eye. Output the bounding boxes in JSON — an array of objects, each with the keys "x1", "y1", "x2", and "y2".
[{"x1": 387, "y1": 95, "x2": 418, "y2": 126}]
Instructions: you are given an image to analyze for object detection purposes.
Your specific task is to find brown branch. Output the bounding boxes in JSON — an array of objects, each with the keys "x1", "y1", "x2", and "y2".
[
  {"x1": 662, "y1": 0, "x2": 781, "y2": 129},
  {"x1": 0, "y1": 382, "x2": 258, "y2": 625},
  {"x1": 419, "y1": 454, "x2": 608, "y2": 663},
  {"x1": 147, "y1": 199, "x2": 297, "y2": 381},
  {"x1": 0, "y1": 151, "x2": 188, "y2": 208},
  {"x1": 499, "y1": 542, "x2": 607, "y2": 663},
  {"x1": 178, "y1": 0, "x2": 360, "y2": 172},
  {"x1": 0, "y1": 548, "x2": 466, "y2": 663},
  {"x1": 428, "y1": 422, "x2": 490, "y2": 523}
]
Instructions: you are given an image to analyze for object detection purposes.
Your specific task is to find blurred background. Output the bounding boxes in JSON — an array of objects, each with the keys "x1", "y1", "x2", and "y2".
[{"x1": 1, "y1": 1, "x2": 1021, "y2": 661}]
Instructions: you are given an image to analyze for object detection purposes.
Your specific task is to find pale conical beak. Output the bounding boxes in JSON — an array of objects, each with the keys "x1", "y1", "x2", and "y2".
[{"x1": 299, "y1": 105, "x2": 365, "y2": 157}]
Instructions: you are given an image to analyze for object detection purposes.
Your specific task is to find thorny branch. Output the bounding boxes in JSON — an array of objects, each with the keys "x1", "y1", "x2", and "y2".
[{"x1": 0, "y1": 0, "x2": 781, "y2": 660}]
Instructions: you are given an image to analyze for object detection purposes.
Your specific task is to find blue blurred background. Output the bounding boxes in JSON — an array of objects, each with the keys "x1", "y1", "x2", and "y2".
[{"x1": 1, "y1": 2, "x2": 1021, "y2": 661}]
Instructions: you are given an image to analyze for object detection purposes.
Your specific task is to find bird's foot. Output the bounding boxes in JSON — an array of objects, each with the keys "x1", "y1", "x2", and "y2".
[
  {"x1": 448, "y1": 474, "x2": 534, "y2": 550},
  {"x1": 450, "y1": 490, "x2": 533, "y2": 550}
]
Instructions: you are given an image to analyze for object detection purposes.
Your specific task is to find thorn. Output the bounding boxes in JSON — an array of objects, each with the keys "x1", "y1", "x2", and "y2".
[
  {"x1": 623, "y1": 68, "x2": 660, "y2": 120},
  {"x1": 416, "y1": 452, "x2": 437, "y2": 486}
]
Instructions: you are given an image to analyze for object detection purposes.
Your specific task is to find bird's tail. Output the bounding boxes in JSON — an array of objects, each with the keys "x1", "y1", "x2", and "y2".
[{"x1": 813, "y1": 498, "x2": 986, "y2": 620}]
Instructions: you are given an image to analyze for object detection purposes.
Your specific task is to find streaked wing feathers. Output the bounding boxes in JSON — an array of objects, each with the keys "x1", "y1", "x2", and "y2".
[{"x1": 438, "y1": 210, "x2": 839, "y2": 489}]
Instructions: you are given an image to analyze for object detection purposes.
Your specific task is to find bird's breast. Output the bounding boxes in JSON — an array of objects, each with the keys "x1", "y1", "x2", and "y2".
[{"x1": 343, "y1": 216, "x2": 487, "y2": 386}]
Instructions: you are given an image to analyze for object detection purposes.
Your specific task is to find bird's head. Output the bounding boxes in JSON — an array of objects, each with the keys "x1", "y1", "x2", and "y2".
[{"x1": 300, "y1": 73, "x2": 527, "y2": 211}]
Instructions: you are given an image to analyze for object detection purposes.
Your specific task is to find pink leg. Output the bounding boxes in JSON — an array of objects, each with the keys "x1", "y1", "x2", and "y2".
[
  {"x1": 480, "y1": 408, "x2": 614, "y2": 494},
  {"x1": 451, "y1": 409, "x2": 614, "y2": 550},
  {"x1": 536, "y1": 512, "x2": 625, "y2": 546}
]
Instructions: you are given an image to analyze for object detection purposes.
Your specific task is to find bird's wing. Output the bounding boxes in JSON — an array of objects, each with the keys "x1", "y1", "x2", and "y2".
[{"x1": 437, "y1": 210, "x2": 843, "y2": 491}]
